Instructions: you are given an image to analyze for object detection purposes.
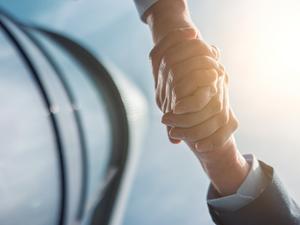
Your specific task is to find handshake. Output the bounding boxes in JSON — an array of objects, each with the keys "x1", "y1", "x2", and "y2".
[
  {"x1": 149, "y1": 28, "x2": 249, "y2": 196},
  {"x1": 151, "y1": 28, "x2": 237, "y2": 153},
  {"x1": 140, "y1": 1, "x2": 298, "y2": 223}
]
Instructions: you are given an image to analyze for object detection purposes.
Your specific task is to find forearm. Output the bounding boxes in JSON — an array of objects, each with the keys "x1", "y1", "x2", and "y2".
[
  {"x1": 144, "y1": 0, "x2": 196, "y2": 43},
  {"x1": 196, "y1": 136, "x2": 250, "y2": 196}
]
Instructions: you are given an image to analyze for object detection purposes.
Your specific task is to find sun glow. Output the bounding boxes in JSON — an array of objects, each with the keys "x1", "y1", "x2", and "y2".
[{"x1": 254, "y1": 0, "x2": 300, "y2": 96}]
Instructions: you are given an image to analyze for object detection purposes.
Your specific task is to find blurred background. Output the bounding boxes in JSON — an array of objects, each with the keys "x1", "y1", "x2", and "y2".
[{"x1": 1, "y1": 0, "x2": 300, "y2": 224}]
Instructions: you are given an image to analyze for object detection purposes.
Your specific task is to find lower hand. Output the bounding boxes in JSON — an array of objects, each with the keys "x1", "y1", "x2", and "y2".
[{"x1": 152, "y1": 31, "x2": 250, "y2": 196}]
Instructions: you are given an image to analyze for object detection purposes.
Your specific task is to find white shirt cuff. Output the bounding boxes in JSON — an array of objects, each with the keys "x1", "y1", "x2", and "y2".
[
  {"x1": 207, "y1": 154, "x2": 269, "y2": 211},
  {"x1": 134, "y1": 0, "x2": 159, "y2": 21}
]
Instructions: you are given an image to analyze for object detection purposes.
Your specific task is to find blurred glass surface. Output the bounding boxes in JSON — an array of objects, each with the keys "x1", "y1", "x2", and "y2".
[
  {"x1": 1, "y1": 0, "x2": 300, "y2": 225},
  {"x1": 4, "y1": 18, "x2": 85, "y2": 224},
  {"x1": 29, "y1": 30, "x2": 112, "y2": 219},
  {"x1": 0, "y1": 26, "x2": 60, "y2": 225}
]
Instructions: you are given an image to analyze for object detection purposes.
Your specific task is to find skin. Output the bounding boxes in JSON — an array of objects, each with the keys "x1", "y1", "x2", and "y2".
[{"x1": 144, "y1": 0, "x2": 250, "y2": 196}]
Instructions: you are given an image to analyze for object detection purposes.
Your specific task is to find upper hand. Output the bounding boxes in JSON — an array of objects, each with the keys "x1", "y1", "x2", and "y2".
[{"x1": 150, "y1": 28, "x2": 220, "y2": 143}]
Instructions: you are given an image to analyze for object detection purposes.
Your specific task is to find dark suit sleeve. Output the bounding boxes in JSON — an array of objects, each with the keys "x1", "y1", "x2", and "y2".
[{"x1": 207, "y1": 161, "x2": 300, "y2": 225}]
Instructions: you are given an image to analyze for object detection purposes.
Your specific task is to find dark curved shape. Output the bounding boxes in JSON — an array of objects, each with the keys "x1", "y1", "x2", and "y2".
[
  {"x1": 0, "y1": 7, "x2": 131, "y2": 224},
  {"x1": 0, "y1": 18, "x2": 66, "y2": 225},
  {"x1": 29, "y1": 28, "x2": 130, "y2": 225},
  {"x1": 18, "y1": 24, "x2": 89, "y2": 222}
]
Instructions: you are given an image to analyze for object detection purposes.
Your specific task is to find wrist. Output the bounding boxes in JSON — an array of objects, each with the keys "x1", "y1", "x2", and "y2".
[
  {"x1": 196, "y1": 136, "x2": 250, "y2": 196},
  {"x1": 144, "y1": 0, "x2": 195, "y2": 43}
]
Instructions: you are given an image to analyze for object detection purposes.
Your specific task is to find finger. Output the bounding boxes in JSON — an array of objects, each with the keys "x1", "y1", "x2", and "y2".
[
  {"x1": 172, "y1": 56, "x2": 223, "y2": 83},
  {"x1": 167, "y1": 126, "x2": 181, "y2": 144},
  {"x1": 194, "y1": 109, "x2": 239, "y2": 153},
  {"x1": 162, "y1": 39, "x2": 219, "y2": 68},
  {"x1": 155, "y1": 67, "x2": 167, "y2": 110},
  {"x1": 194, "y1": 33, "x2": 221, "y2": 60},
  {"x1": 173, "y1": 86, "x2": 215, "y2": 114},
  {"x1": 162, "y1": 64, "x2": 221, "y2": 113},
  {"x1": 211, "y1": 45, "x2": 221, "y2": 61},
  {"x1": 172, "y1": 73, "x2": 225, "y2": 114},
  {"x1": 150, "y1": 28, "x2": 197, "y2": 86},
  {"x1": 161, "y1": 72, "x2": 174, "y2": 113},
  {"x1": 172, "y1": 69, "x2": 218, "y2": 100},
  {"x1": 162, "y1": 85, "x2": 226, "y2": 128},
  {"x1": 169, "y1": 106, "x2": 230, "y2": 142}
]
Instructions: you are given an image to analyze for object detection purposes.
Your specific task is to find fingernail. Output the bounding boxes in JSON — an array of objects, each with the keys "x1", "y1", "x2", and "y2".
[
  {"x1": 169, "y1": 131, "x2": 176, "y2": 138},
  {"x1": 169, "y1": 129, "x2": 180, "y2": 138},
  {"x1": 170, "y1": 138, "x2": 181, "y2": 144}
]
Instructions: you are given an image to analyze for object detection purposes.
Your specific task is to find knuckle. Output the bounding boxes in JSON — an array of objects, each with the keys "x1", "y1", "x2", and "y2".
[
  {"x1": 206, "y1": 69, "x2": 218, "y2": 79},
  {"x1": 202, "y1": 56, "x2": 218, "y2": 69},
  {"x1": 193, "y1": 39, "x2": 211, "y2": 52},
  {"x1": 231, "y1": 117, "x2": 239, "y2": 132},
  {"x1": 193, "y1": 70, "x2": 217, "y2": 85},
  {"x1": 219, "y1": 63, "x2": 225, "y2": 73},
  {"x1": 190, "y1": 39, "x2": 204, "y2": 48},
  {"x1": 202, "y1": 55, "x2": 213, "y2": 62},
  {"x1": 223, "y1": 109, "x2": 230, "y2": 124}
]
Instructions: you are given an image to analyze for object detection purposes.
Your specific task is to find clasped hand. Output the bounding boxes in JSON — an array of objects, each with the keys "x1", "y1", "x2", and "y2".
[{"x1": 150, "y1": 28, "x2": 238, "y2": 154}]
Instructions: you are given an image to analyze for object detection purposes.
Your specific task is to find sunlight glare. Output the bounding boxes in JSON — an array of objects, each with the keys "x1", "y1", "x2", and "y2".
[{"x1": 255, "y1": 0, "x2": 300, "y2": 97}]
